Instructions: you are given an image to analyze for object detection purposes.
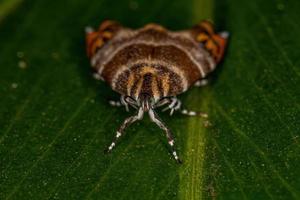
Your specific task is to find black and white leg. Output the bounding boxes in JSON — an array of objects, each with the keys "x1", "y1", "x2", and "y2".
[
  {"x1": 162, "y1": 97, "x2": 180, "y2": 115},
  {"x1": 149, "y1": 109, "x2": 182, "y2": 163},
  {"x1": 180, "y1": 108, "x2": 208, "y2": 118},
  {"x1": 120, "y1": 95, "x2": 129, "y2": 111},
  {"x1": 108, "y1": 95, "x2": 128, "y2": 110},
  {"x1": 194, "y1": 79, "x2": 208, "y2": 87},
  {"x1": 153, "y1": 97, "x2": 170, "y2": 108},
  {"x1": 105, "y1": 108, "x2": 144, "y2": 153},
  {"x1": 161, "y1": 97, "x2": 208, "y2": 118},
  {"x1": 109, "y1": 95, "x2": 139, "y2": 111}
]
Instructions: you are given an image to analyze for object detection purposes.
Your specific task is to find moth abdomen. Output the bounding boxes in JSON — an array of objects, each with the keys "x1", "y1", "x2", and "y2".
[{"x1": 113, "y1": 64, "x2": 185, "y2": 101}]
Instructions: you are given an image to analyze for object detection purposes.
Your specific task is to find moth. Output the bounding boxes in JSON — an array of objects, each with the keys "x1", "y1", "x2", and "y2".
[{"x1": 85, "y1": 20, "x2": 228, "y2": 163}]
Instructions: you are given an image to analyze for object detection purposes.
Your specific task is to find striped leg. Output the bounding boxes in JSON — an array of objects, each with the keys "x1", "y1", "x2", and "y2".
[
  {"x1": 162, "y1": 97, "x2": 179, "y2": 116},
  {"x1": 109, "y1": 96, "x2": 139, "y2": 111},
  {"x1": 120, "y1": 95, "x2": 129, "y2": 111},
  {"x1": 153, "y1": 98, "x2": 170, "y2": 108},
  {"x1": 162, "y1": 97, "x2": 208, "y2": 118},
  {"x1": 105, "y1": 108, "x2": 144, "y2": 153},
  {"x1": 149, "y1": 109, "x2": 182, "y2": 164},
  {"x1": 180, "y1": 108, "x2": 208, "y2": 118}
]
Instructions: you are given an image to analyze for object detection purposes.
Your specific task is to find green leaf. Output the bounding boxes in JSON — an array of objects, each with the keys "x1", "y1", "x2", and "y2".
[
  {"x1": 0, "y1": 0, "x2": 299, "y2": 199},
  {"x1": 208, "y1": 0, "x2": 300, "y2": 199}
]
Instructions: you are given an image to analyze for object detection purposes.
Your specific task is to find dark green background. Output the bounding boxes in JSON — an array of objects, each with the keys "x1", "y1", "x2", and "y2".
[{"x1": 0, "y1": 0, "x2": 299, "y2": 199}]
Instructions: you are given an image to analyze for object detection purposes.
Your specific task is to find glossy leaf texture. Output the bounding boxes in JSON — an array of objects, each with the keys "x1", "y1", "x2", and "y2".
[{"x1": 0, "y1": 0, "x2": 299, "y2": 199}]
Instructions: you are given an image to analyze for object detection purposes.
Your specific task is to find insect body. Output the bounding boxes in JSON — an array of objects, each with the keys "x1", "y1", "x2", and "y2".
[{"x1": 86, "y1": 20, "x2": 228, "y2": 163}]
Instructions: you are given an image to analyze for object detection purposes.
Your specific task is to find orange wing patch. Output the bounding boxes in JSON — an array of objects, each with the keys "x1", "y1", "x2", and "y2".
[
  {"x1": 86, "y1": 20, "x2": 121, "y2": 58},
  {"x1": 194, "y1": 20, "x2": 229, "y2": 63}
]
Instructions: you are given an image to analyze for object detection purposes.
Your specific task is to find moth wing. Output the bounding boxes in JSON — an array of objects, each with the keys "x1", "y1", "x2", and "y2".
[
  {"x1": 86, "y1": 20, "x2": 122, "y2": 58},
  {"x1": 191, "y1": 20, "x2": 229, "y2": 63}
]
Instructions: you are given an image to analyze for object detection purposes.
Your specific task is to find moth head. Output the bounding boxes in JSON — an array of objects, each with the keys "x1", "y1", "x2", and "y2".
[
  {"x1": 139, "y1": 93, "x2": 155, "y2": 112},
  {"x1": 124, "y1": 93, "x2": 157, "y2": 112}
]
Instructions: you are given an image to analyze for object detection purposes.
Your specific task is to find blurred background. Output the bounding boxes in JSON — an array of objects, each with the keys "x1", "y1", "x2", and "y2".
[{"x1": 0, "y1": 0, "x2": 299, "y2": 199}]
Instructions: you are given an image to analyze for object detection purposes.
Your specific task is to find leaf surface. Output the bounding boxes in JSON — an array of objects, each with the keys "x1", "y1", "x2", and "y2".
[{"x1": 0, "y1": 0, "x2": 299, "y2": 199}]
